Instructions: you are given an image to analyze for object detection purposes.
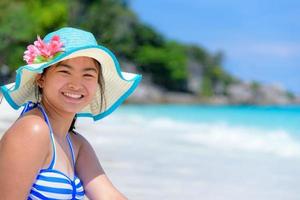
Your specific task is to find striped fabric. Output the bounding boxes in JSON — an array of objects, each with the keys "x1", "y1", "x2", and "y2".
[
  {"x1": 20, "y1": 102, "x2": 85, "y2": 200},
  {"x1": 28, "y1": 169, "x2": 85, "y2": 199}
]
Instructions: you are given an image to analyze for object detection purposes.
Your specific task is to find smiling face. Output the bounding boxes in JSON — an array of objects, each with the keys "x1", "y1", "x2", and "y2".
[{"x1": 36, "y1": 56, "x2": 100, "y2": 114}]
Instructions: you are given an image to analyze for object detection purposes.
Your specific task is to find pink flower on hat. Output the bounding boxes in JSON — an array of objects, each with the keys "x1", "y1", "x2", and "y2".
[{"x1": 23, "y1": 35, "x2": 64, "y2": 64}]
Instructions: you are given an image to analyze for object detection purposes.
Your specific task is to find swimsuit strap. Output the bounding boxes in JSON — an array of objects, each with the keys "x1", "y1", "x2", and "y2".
[
  {"x1": 37, "y1": 103, "x2": 76, "y2": 170},
  {"x1": 36, "y1": 103, "x2": 57, "y2": 169},
  {"x1": 19, "y1": 101, "x2": 37, "y2": 117},
  {"x1": 66, "y1": 133, "x2": 76, "y2": 170}
]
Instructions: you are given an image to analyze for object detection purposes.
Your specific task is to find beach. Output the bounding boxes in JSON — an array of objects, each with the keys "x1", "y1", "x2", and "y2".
[{"x1": 1, "y1": 100, "x2": 300, "y2": 200}]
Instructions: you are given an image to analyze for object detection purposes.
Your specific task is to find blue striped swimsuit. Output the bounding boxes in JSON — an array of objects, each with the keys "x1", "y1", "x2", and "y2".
[{"x1": 20, "y1": 102, "x2": 85, "y2": 200}]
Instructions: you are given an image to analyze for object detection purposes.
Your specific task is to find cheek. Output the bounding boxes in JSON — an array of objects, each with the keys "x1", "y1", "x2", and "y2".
[
  {"x1": 86, "y1": 81, "x2": 99, "y2": 98},
  {"x1": 43, "y1": 76, "x2": 66, "y2": 93}
]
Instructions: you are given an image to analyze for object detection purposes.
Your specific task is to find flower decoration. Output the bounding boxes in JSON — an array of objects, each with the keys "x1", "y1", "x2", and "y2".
[{"x1": 23, "y1": 35, "x2": 64, "y2": 64}]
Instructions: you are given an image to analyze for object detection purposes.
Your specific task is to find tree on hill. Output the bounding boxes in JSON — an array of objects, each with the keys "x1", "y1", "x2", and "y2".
[{"x1": 0, "y1": 0, "x2": 236, "y2": 97}]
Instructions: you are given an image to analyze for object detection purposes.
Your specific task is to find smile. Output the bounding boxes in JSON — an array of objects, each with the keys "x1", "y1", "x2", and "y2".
[{"x1": 62, "y1": 92, "x2": 84, "y2": 99}]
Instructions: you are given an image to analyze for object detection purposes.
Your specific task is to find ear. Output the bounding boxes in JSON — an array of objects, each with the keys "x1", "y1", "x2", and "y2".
[{"x1": 35, "y1": 74, "x2": 45, "y2": 88}]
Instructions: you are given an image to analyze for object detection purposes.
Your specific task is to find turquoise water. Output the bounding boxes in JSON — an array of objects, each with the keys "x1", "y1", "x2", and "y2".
[{"x1": 118, "y1": 104, "x2": 300, "y2": 135}]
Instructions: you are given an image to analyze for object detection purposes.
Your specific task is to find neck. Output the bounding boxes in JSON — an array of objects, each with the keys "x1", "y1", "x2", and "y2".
[{"x1": 39, "y1": 100, "x2": 75, "y2": 140}]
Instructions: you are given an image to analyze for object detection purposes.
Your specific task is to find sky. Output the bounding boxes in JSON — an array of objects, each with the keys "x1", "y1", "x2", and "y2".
[{"x1": 130, "y1": 0, "x2": 300, "y2": 95}]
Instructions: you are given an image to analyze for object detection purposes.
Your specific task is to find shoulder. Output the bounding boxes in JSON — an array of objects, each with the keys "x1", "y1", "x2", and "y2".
[
  {"x1": 0, "y1": 114, "x2": 51, "y2": 198},
  {"x1": 1, "y1": 113, "x2": 50, "y2": 153},
  {"x1": 70, "y1": 131, "x2": 100, "y2": 164},
  {"x1": 69, "y1": 131, "x2": 93, "y2": 152}
]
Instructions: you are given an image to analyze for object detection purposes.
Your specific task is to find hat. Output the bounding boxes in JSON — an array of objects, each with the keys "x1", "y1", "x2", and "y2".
[{"x1": 0, "y1": 27, "x2": 142, "y2": 121}]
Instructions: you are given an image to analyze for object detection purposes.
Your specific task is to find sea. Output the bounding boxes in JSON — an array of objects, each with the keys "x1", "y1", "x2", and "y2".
[{"x1": 0, "y1": 99, "x2": 299, "y2": 200}]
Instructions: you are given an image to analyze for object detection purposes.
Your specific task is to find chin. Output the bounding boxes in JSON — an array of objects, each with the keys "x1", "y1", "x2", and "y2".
[
  {"x1": 51, "y1": 100, "x2": 85, "y2": 115},
  {"x1": 62, "y1": 103, "x2": 87, "y2": 114}
]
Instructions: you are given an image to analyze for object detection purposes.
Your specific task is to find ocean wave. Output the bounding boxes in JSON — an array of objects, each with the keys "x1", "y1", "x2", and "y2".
[
  {"x1": 182, "y1": 123, "x2": 300, "y2": 158},
  {"x1": 81, "y1": 113, "x2": 300, "y2": 159}
]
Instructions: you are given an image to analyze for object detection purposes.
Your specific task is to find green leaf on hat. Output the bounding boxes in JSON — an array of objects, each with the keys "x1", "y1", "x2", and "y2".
[{"x1": 33, "y1": 55, "x2": 47, "y2": 64}]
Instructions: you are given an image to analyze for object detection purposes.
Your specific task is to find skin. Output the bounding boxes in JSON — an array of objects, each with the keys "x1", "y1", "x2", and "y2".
[{"x1": 0, "y1": 57, "x2": 128, "y2": 200}]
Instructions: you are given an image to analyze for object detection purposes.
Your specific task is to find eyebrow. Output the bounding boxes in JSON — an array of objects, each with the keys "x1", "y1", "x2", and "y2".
[{"x1": 57, "y1": 63, "x2": 98, "y2": 73}]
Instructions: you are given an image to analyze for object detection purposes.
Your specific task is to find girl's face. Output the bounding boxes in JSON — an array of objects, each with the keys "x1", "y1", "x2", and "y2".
[{"x1": 36, "y1": 56, "x2": 99, "y2": 114}]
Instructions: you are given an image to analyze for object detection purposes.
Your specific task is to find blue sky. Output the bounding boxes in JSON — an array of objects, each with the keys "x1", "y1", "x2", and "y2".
[{"x1": 130, "y1": 0, "x2": 300, "y2": 94}]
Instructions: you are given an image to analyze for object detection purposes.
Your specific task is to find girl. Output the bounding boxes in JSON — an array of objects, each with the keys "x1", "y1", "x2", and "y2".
[{"x1": 0, "y1": 27, "x2": 142, "y2": 199}]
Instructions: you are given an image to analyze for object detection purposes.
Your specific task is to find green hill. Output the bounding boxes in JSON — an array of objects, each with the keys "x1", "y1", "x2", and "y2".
[{"x1": 0, "y1": 0, "x2": 236, "y2": 97}]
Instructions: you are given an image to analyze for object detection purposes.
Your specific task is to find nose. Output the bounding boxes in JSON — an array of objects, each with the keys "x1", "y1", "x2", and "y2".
[{"x1": 67, "y1": 78, "x2": 83, "y2": 90}]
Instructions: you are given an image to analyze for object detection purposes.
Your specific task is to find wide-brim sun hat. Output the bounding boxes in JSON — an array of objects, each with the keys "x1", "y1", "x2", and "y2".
[{"x1": 0, "y1": 27, "x2": 142, "y2": 121}]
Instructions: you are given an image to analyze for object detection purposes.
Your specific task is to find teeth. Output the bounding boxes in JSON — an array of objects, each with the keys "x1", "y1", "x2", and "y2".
[{"x1": 63, "y1": 92, "x2": 82, "y2": 99}]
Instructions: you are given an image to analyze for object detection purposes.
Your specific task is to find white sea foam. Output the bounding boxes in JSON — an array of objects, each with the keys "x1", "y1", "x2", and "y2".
[
  {"x1": 77, "y1": 113, "x2": 300, "y2": 159},
  {"x1": 182, "y1": 123, "x2": 300, "y2": 158}
]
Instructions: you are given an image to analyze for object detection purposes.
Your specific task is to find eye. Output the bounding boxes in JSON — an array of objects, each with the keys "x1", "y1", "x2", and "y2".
[
  {"x1": 84, "y1": 74, "x2": 96, "y2": 78},
  {"x1": 58, "y1": 70, "x2": 70, "y2": 74}
]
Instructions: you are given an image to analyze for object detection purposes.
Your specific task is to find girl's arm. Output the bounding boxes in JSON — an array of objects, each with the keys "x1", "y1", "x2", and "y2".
[
  {"x1": 76, "y1": 134, "x2": 128, "y2": 200},
  {"x1": 0, "y1": 115, "x2": 50, "y2": 199}
]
